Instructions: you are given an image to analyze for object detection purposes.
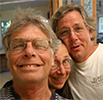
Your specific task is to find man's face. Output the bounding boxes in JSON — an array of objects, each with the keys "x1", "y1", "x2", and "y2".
[
  {"x1": 7, "y1": 24, "x2": 53, "y2": 84},
  {"x1": 49, "y1": 44, "x2": 71, "y2": 91},
  {"x1": 57, "y1": 10, "x2": 93, "y2": 63}
]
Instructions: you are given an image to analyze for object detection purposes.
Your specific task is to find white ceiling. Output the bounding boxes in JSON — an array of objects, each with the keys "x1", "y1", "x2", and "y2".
[{"x1": 0, "y1": 0, "x2": 49, "y2": 11}]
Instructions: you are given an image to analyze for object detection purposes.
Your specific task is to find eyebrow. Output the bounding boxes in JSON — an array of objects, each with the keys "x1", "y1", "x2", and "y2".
[
  {"x1": 64, "y1": 55, "x2": 70, "y2": 59},
  {"x1": 59, "y1": 23, "x2": 84, "y2": 30},
  {"x1": 55, "y1": 55, "x2": 69, "y2": 59},
  {"x1": 59, "y1": 26, "x2": 68, "y2": 30}
]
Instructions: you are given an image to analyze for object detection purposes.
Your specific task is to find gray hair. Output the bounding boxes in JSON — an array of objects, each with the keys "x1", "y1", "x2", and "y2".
[
  {"x1": 2, "y1": 8, "x2": 61, "y2": 56},
  {"x1": 52, "y1": 4, "x2": 96, "y2": 41}
]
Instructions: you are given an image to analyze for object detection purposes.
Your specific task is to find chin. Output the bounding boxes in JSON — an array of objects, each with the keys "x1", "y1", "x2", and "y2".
[{"x1": 56, "y1": 85, "x2": 64, "y2": 90}]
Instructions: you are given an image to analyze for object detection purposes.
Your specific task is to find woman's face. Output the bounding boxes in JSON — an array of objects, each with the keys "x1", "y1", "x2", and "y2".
[{"x1": 49, "y1": 44, "x2": 71, "y2": 91}]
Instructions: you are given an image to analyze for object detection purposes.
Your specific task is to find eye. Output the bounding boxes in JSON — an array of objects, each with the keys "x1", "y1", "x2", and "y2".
[
  {"x1": 35, "y1": 42, "x2": 46, "y2": 49},
  {"x1": 58, "y1": 29, "x2": 70, "y2": 36},
  {"x1": 54, "y1": 60, "x2": 58, "y2": 64},
  {"x1": 74, "y1": 25, "x2": 84, "y2": 32},
  {"x1": 62, "y1": 30, "x2": 68, "y2": 34},
  {"x1": 75, "y1": 27, "x2": 82, "y2": 30},
  {"x1": 12, "y1": 43, "x2": 24, "y2": 52},
  {"x1": 51, "y1": 60, "x2": 59, "y2": 70},
  {"x1": 32, "y1": 38, "x2": 49, "y2": 51},
  {"x1": 63, "y1": 59, "x2": 70, "y2": 66},
  {"x1": 13, "y1": 44, "x2": 24, "y2": 49},
  {"x1": 10, "y1": 39, "x2": 25, "y2": 52},
  {"x1": 35, "y1": 44, "x2": 47, "y2": 49}
]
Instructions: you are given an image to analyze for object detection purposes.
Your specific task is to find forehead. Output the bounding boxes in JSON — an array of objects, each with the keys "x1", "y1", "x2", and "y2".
[
  {"x1": 58, "y1": 10, "x2": 84, "y2": 29},
  {"x1": 10, "y1": 24, "x2": 48, "y2": 41},
  {"x1": 55, "y1": 44, "x2": 69, "y2": 59},
  {"x1": 63, "y1": 10, "x2": 83, "y2": 21}
]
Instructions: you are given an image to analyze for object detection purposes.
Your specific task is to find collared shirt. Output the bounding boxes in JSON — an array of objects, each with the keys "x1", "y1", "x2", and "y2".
[{"x1": 0, "y1": 85, "x2": 68, "y2": 100}]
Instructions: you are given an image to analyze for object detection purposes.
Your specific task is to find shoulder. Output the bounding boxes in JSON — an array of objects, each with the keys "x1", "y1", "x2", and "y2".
[
  {"x1": 0, "y1": 86, "x2": 14, "y2": 99},
  {"x1": 51, "y1": 90, "x2": 69, "y2": 100},
  {"x1": 0, "y1": 86, "x2": 11, "y2": 94},
  {"x1": 55, "y1": 93, "x2": 69, "y2": 100},
  {"x1": 3, "y1": 80, "x2": 13, "y2": 88},
  {"x1": 99, "y1": 43, "x2": 103, "y2": 48},
  {"x1": 0, "y1": 85, "x2": 20, "y2": 99},
  {"x1": 56, "y1": 81, "x2": 73, "y2": 99},
  {"x1": 94, "y1": 43, "x2": 103, "y2": 55}
]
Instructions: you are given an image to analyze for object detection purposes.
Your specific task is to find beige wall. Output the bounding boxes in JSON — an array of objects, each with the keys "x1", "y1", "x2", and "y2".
[
  {"x1": 0, "y1": 5, "x2": 49, "y2": 49},
  {"x1": 1, "y1": 5, "x2": 49, "y2": 21}
]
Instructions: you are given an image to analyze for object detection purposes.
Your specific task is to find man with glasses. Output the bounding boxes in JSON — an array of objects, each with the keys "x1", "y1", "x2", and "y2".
[
  {"x1": 0, "y1": 8, "x2": 68, "y2": 100},
  {"x1": 52, "y1": 4, "x2": 103, "y2": 100},
  {"x1": 49, "y1": 43, "x2": 72, "y2": 99}
]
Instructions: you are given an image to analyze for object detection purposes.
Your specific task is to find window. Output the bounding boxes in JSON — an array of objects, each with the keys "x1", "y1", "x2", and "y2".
[
  {"x1": 1, "y1": 20, "x2": 11, "y2": 37},
  {"x1": 99, "y1": 17, "x2": 103, "y2": 34}
]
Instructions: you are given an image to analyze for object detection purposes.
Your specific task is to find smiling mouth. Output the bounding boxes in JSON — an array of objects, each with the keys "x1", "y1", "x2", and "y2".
[
  {"x1": 20, "y1": 65, "x2": 41, "y2": 67},
  {"x1": 53, "y1": 76, "x2": 65, "y2": 81}
]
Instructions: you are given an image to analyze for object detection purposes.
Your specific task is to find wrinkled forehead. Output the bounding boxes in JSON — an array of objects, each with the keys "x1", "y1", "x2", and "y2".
[
  {"x1": 9, "y1": 24, "x2": 49, "y2": 42},
  {"x1": 55, "y1": 44, "x2": 69, "y2": 60}
]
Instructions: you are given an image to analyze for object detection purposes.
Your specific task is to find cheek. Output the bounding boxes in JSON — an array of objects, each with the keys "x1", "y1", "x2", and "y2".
[
  {"x1": 48, "y1": 76, "x2": 53, "y2": 87},
  {"x1": 43, "y1": 50, "x2": 53, "y2": 66},
  {"x1": 80, "y1": 30, "x2": 91, "y2": 41},
  {"x1": 66, "y1": 68, "x2": 71, "y2": 77},
  {"x1": 49, "y1": 70, "x2": 56, "y2": 76},
  {"x1": 8, "y1": 52, "x2": 21, "y2": 67},
  {"x1": 63, "y1": 39, "x2": 71, "y2": 51},
  {"x1": 48, "y1": 71, "x2": 56, "y2": 86}
]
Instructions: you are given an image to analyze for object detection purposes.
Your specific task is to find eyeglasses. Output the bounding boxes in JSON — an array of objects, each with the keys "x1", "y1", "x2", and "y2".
[
  {"x1": 51, "y1": 59, "x2": 70, "y2": 70},
  {"x1": 10, "y1": 38, "x2": 50, "y2": 53},
  {"x1": 57, "y1": 24, "x2": 86, "y2": 40}
]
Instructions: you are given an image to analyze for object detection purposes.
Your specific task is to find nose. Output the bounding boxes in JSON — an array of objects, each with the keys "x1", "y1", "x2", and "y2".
[
  {"x1": 23, "y1": 42, "x2": 37, "y2": 58},
  {"x1": 57, "y1": 64, "x2": 66, "y2": 75}
]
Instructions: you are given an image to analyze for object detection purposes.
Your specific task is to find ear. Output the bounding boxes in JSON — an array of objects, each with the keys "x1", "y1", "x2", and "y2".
[
  {"x1": 7, "y1": 61, "x2": 10, "y2": 68},
  {"x1": 51, "y1": 52, "x2": 56, "y2": 66},
  {"x1": 6, "y1": 53, "x2": 8, "y2": 59},
  {"x1": 6, "y1": 53, "x2": 10, "y2": 68},
  {"x1": 89, "y1": 28, "x2": 93, "y2": 39}
]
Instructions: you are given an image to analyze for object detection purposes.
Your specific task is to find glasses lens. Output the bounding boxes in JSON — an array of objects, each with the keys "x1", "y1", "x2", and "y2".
[
  {"x1": 57, "y1": 28, "x2": 70, "y2": 40},
  {"x1": 63, "y1": 59, "x2": 70, "y2": 68},
  {"x1": 32, "y1": 38, "x2": 49, "y2": 51},
  {"x1": 10, "y1": 39, "x2": 25, "y2": 53},
  {"x1": 74, "y1": 24, "x2": 85, "y2": 34},
  {"x1": 51, "y1": 60, "x2": 59, "y2": 70}
]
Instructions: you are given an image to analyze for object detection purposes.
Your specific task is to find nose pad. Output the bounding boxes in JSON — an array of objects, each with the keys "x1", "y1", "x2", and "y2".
[
  {"x1": 69, "y1": 30, "x2": 78, "y2": 41},
  {"x1": 23, "y1": 42, "x2": 37, "y2": 58}
]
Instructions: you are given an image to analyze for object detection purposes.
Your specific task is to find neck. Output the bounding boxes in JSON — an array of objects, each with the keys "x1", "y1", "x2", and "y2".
[
  {"x1": 49, "y1": 86, "x2": 56, "y2": 92},
  {"x1": 13, "y1": 80, "x2": 51, "y2": 100}
]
